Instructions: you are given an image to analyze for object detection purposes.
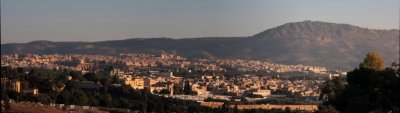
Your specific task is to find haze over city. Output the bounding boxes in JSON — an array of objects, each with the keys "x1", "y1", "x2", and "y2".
[{"x1": 1, "y1": 0, "x2": 399, "y2": 44}]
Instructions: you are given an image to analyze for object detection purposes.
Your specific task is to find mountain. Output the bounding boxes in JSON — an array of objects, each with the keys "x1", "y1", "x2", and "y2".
[{"x1": 1, "y1": 21, "x2": 399, "y2": 71}]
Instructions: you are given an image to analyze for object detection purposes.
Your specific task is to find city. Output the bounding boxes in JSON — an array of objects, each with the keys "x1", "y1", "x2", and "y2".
[
  {"x1": 1, "y1": 0, "x2": 399, "y2": 113},
  {"x1": 1, "y1": 53, "x2": 344, "y2": 103}
]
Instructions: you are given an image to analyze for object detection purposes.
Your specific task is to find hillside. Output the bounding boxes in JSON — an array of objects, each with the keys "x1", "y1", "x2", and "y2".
[{"x1": 2, "y1": 21, "x2": 398, "y2": 71}]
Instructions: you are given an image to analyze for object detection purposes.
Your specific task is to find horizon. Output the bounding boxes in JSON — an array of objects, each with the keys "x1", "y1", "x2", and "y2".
[
  {"x1": 1, "y1": 0, "x2": 399, "y2": 44},
  {"x1": 1, "y1": 20, "x2": 399, "y2": 44}
]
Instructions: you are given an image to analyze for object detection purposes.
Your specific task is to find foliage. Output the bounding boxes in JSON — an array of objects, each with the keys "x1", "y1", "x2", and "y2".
[
  {"x1": 359, "y1": 52, "x2": 384, "y2": 71},
  {"x1": 35, "y1": 93, "x2": 53, "y2": 105},
  {"x1": 158, "y1": 89, "x2": 171, "y2": 95},
  {"x1": 0, "y1": 67, "x2": 212, "y2": 112},
  {"x1": 246, "y1": 93, "x2": 264, "y2": 98},
  {"x1": 319, "y1": 52, "x2": 400, "y2": 113},
  {"x1": 183, "y1": 80, "x2": 192, "y2": 95},
  {"x1": 318, "y1": 105, "x2": 339, "y2": 113}
]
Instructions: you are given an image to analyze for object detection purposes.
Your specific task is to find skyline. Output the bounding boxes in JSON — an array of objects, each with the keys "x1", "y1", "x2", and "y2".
[{"x1": 1, "y1": 0, "x2": 399, "y2": 44}]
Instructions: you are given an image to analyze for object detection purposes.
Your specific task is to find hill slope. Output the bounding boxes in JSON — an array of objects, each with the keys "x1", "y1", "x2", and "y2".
[{"x1": 2, "y1": 21, "x2": 398, "y2": 70}]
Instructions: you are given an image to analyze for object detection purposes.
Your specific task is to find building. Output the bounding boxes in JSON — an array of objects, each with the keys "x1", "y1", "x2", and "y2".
[
  {"x1": 23, "y1": 88, "x2": 39, "y2": 95},
  {"x1": 125, "y1": 78, "x2": 145, "y2": 89},
  {"x1": 144, "y1": 78, "x2": 157, "y2": 87},
  {"x1": 252, "y1": 89, "x2": 271, "y2": 97},
  {"x1": 11, "y1": 80, "x2": 21, "y2": 93},
  {"x1": 150, "y1": 82, "x2": 174, "y2": 95}
]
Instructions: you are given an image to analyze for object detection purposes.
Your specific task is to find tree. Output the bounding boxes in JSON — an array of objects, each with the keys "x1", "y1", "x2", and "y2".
[
  {"x1": 188, "y1": 105, "x2": 201, "y2": 113},
  {"x1": 56, "y1": 89, "x2": 88, "y2": 105},
  {"x1": 103, "y1": 66, "x2": 114, "y2": 76},
  {"x1": 183, "y1": 81, "x2": 192, "y2": 95},
  {"x1": 219, "y1": 102, "x2": 232, "y2": 113},
  {"x1": 318, "y1": 105, "x2": 339, "y2": 113},
  {"x1": 284, "y1": 107, "x2": 291, "y2": 113},
  {"x1": 104, "y1": 93, "x2": 113, "y2": 107},
  {"x1": 83, "y1": 72, "x2": 99, "y2": 82},
  {"x1": 320, "y1": 52, "x2": 400, "y2": 113},
  {"x1": 246, "y1": 93, "x2": 264, "y2": 98},
  {"x1": 159, "y1": 89, "x2": 171, "y2": 95},
  {"x1": 2, "y1": 94, "x2": 11, "y2": 111},
  {"x1": 69, "y1": 71, "x2": 83, "y2": 80},
  {"x1": 65, "y1": 80, "x2": 80, "y2": 91},
  {"x1": 35, "y1": 94, "x2": 53, "y2": 105},
  {"x1": 72, "y1": 90, "x2": 89, "y2": 105},
  {"x1": 141, "y1": 92, "x2": 149, "y2": 113},
  {"x1": 319, "y1": 76, "x2": 347, "y2": 110},
  {"x1": 233, "y1": 104, "x2": 240, "y2": 113},
  {"x1": 39, "y1": 79, "x2": 54, "y2": 93},
  {"x1": 359, "y1": 52, "x2": 384, "y2": 71},
  {"x1": 2, "y1": 67, "x2": 221, "y2": 113}
]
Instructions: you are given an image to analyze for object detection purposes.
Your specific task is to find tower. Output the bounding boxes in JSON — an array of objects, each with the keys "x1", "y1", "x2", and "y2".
[
  {"x1": 11, "y1": 80, "x2": 21, "y2": 93},
  {"x1": 169, "y1": 83, "x2": 174, "y2": 95}
]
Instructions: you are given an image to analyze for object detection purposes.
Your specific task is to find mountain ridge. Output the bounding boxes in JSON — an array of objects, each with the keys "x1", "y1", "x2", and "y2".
[{"x1": 2, "y1": 21, "x2": 399, "y2": 71}]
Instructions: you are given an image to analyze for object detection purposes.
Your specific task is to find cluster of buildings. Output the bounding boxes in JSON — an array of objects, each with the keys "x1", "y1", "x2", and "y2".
[
  {"x1": 216, "y1": 59, "x2": 328, "y2": 74},
  {"x1": 1, "y1": 53, "x2": 334, "y2": 75},
  {"x1": 1, "y1": 79, "x2": 39, "y2": 95},
  {"x1": 119, "y1": 73, "x2": 323, "y2": 102},
  {"x1": 1, "y1": 53, "x2": 345, "y2": 102}
]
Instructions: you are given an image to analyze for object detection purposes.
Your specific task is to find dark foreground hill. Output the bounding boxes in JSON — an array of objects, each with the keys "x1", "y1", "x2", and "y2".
[{"x1": 2, "y1": 21, "x2": 398, "y2": 71}]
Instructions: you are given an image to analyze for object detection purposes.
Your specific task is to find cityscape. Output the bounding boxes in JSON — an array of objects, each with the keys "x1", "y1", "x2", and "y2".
[
  {"x1": 1, "y1": 0, "x2": 399, "y2": 113},
  {"x1": 1, "y1": 53, "x2": 344, "y2": 100},
  {"x1": 1, "y1": 53, "x2": 345, "y2": 112}
]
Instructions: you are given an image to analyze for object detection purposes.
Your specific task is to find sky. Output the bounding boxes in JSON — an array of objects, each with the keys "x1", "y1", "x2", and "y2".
[{"x1": 1, "y1": 0, "x2": 399, "y2": 44}]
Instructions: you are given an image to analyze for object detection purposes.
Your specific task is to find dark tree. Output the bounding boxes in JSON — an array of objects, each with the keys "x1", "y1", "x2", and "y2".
[
  {"x1": 233, "y1": 104, "x2": 240, "y2": 113},
  {"x1": 319, "y1": 52, "x2": 400, "y2": 113},
  {"x1": 35, "y1": 94, "x2": 53, "y2": 105},
  {"x1": 83, "y1": 72, "x2": 99, "y2": 82},
  {"x1": 159, "y1": 89, "x2": 171, "y2": 95},
  {"x1": 318, "y1": 105, "x2": 340, "y2": 113},
  {"x1": 183, "y1": 81, "x2": 192, "y2": 95},
  {"x1": 69, "y1": 71, "x2": 83, "y2": 80}
]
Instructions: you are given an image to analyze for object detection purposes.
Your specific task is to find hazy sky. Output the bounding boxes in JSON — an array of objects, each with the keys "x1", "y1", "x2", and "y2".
[{"x1": 1, "y1": 0, "x2": 399, "y2": 44}]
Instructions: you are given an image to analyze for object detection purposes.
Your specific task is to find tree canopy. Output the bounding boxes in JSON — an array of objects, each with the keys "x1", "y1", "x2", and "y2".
[
  {"x1": 319, "y1": 52, "x2": 400, "y2": 113},
  {"x1": 359, "y1": 52, "x2": 385, "y2": 71}
]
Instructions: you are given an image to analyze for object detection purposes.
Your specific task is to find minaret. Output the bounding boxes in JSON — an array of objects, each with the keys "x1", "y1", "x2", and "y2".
[{"x1": 169, "y1": 83, "x2": 174, "y2": 95}]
